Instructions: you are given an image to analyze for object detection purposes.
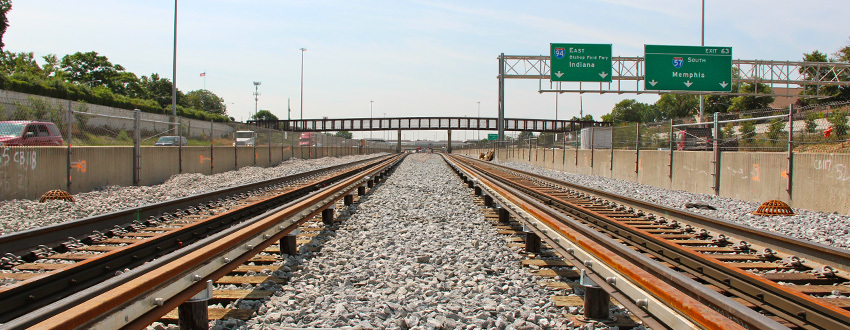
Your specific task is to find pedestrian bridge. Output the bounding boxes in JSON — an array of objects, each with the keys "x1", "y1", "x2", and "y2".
[{"x1": 248, "y1": 117, "x2": 610, "y2": 133}]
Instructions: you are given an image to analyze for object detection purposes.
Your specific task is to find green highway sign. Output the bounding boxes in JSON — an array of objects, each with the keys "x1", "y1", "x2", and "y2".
[
  {"x1": 488, "y1": 133, "x2": 499, "y2": 141},
  {"x1": 644, "y1": 44, "x2": 732, "y2": 92},
  {"x1": 550, "y1": 43, "x2": 612, "y2": 82}
]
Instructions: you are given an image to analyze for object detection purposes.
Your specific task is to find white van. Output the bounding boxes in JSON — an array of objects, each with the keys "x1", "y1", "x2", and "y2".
[{"x1": 233, "y1": 130, "x2": 256, "y2": 146}]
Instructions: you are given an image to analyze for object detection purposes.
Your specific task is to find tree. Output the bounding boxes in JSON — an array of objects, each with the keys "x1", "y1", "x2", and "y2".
[
  {"x1": 804, "y1": 112, "x2": 820, "y2": 133},
  {"x1": 0, "y1": 0, "x2": 10, "y2": 51},
  {"x1": 0, "y1": 51, "x2": 43, "y2": 76},
  {"x1": 728, "y1": 83, "x2": 774, "y2": 112},
  {"x1": 185, "y1": 89, "x2": 226, "y2": 115},
  {"x1": 60, "y1": 51, "x2": 130, "y2": 94},
  {"x1": 139, "y1": 73, "x2": 183, "y2": 109},
  {"x1": 569, "y1": 114, "x2": 594, "y2": 121},
  {"x1": 740, "y1": 118, "x2": 756, "y2": 143},
  {"x1": 800, "y1": 47, "x2": 849, "y2": 103},
  {"x1": 765, "y1": 119, "x2": 786, "y2": 145},
  {"x1": 538, "y1": 132, "x2": 555, "y2": 147},
  {"x1": 826, "y1": 110, "x2": 849, "y2": 139},
  {"x1": 655, "y1": 94, "x2": 698, "y2": 120},
  {"x1": 334, "y1": 131, "x2": 353, "y2": 139},
  {"x1": 608, "y1": 99, "x2": 648, "y2": 123},
  {"x1": 252, "y1": 110, "x2": 278, "y2": 121}
]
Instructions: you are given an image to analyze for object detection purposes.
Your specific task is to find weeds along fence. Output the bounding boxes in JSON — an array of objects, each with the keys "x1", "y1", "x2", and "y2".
[{"x1": 0, "y1": 95, "x2": 395, "y2": 199}]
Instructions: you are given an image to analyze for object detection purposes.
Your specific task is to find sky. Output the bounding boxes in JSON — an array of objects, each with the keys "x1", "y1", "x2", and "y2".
[{"x1": 6, "y1": 0, "x2": 850, "y2": 140}]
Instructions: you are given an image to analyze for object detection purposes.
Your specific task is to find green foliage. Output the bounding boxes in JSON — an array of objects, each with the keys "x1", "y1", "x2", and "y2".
[
  {"x1": 766, "y1": 119, "x2": 786, "y2": 145},
  {"x1": 740, "y1": 118, "x2": 756, "y2": 142},
  {"x1": 721, "y1": 123, "x2": 736, "y2": 140},
  {"x1": 334, "y1": 131, "x2": 353, "y2": 139},
  {"x1": 569, "y1": 114, "x2": 594, "y2": 121},
  {"x1": 116, "y1": 129, "x2": 132, "y2": 142},
  {"x1": 729, "y1": 83, "x2": 774, "y2": 112},
  {"x1": 800, "y1": 42, "x2": 850, "y2": 103},
  {"x1": 185, "y1": 89, "x2": 226, "y2": 115},
  {"x1": 0, "y1": 1, "x2": 10, "y2": 51},
  {"x1": 655, "y1": 94, "x2": 698, "y2": 120},
  {"x1": 73, "y1": 101, "x2": 90, "y2": 130},
  {"x1": 609, "y1": 99, "x2": 654, "y2": 123},
  {"x1": 538, "y1": 132, "x2": 555, "y2": 147},
  {"x1": 804, "y1": 112, "x2": 820, "y2": 133},
  {"x1": 827, "y1": 110, "x2": 849, "y2": 139},
  {"x1": 252, "y1": 110, "x2": 278, "y2": 121},
  {"x1": 516, "y1": 131, "x2": 534, "y2": 144}
]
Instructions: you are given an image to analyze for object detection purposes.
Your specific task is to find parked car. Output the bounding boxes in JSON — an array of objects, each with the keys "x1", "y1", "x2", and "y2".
[
  {"x1": 0, "y1": 121, "x2": 64, "y2": 146},
  {"x1": 154, "y1": 136, "x2": 188, "y2": 146}
]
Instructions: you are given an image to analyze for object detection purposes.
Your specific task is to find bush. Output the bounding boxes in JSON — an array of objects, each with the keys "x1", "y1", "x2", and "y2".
[{"x1": 827, "y1": 110, "x2": 849, "y2": 139}]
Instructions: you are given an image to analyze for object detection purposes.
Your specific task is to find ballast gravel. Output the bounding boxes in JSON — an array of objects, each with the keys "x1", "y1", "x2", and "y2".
[
  {"x1": 0, "y1": 154, "x2": 385, "y2": 235},
  {"x1": 241, "y1": 153, "x2": 573, "y2": 329},
  {"x1": 497, "y1": 160, "x2": 850, "y2": 250}
]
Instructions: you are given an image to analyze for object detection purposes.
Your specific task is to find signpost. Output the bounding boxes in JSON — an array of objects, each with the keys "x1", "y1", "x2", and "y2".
[
  {"x1": 487, "y1": 133, "x2": 499, "y2": 141},
  {"x1": 550, "y1": 43, "x2": 612, "y2": 82},
  {"x1": 644, "y1": 45, "x2": 732, "y2": 91}
]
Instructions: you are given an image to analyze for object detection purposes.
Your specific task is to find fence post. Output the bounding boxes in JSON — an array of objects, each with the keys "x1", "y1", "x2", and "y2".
[
  {"x1": 787, "y1": 104, "x2": 794, "y2": 200},
  {"x1": 210, "y1": 120, "x2": 214, "y2": 175},
  {"x1": 590, "y1": 127, "x2": 595, "y2": 169},
  {"x1": 668, "y1": 119, "x2": 674, "y2": 180},
  {"x1": 267, "y1": 129, "x2": 271, "y2": 166},
  {"x1": 634, "y1": 123, "x2": 640, "y2": 175},
  {"x1": 66, "y1": 100, "x2": 73, "y2": 192},
  {"x1": 178, "y1": 117, "x2": 183, "y2": 173},
  {"x1": 712, "y1": 112, "x2": 721, "y2": 196},
  {"x1": 133, "y1": 109, "x2": 141, "y2": 186}
]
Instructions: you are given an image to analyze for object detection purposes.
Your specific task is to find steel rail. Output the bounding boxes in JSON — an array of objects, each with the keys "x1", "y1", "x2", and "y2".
[
  {"x1": 26, "y1": 154, "x2": 405, "y2": 329},
  {"x1": 0, "y1": 155, "x2": 396, "y2": 324},
  {"x1": 0, "y1": 154, "x2": 389, "y2": 258},
  {"x1": 458, "y1": 155, "x2": 850, "y2": 329},
  {"x1": 444, "y1": 155, "x2": 760, "y2": 330},
  {"x1": 477, "y1": 156, "x2": 850, "y2": 274}
]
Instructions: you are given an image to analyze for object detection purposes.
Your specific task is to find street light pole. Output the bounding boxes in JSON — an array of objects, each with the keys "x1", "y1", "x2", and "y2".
[
  {"x1": 253, "y1": 81, "x2": 261, "y2": 119},
  {"x1": 300, "y1": 48, "x2": 307, "y2": 120},
  {"x1": 698, "y1": 0, "x2": 705, "y2": 123},
  {"x1": 171, "y1": 0, "x2": 178, "y2": 119}
]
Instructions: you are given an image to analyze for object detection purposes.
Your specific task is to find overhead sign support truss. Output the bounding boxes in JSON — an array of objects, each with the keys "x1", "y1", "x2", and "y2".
[{"x1": 500, "y1": 55, "x2": 850, "y2": 97}]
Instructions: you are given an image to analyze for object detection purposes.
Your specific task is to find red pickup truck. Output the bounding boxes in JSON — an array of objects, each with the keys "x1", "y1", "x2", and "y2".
[{"x1": 0, "y1": 121, "x2": 65, "y2": 146}]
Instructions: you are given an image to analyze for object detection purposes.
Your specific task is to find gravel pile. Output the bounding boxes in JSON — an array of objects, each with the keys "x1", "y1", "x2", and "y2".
[
  {"x1": 497, "y1": 160, "x2": 850, "y2": 250},
  {"x1": 0, "y1": 154, "x2": 385, "y2": 235},
  {"x1": 242, "y1": 153, "x2": 573, "y2": 329}
]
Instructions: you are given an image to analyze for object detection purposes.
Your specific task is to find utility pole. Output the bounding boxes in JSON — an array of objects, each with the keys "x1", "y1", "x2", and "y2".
[
  {"x1": 253, "y1": 81, "x2": 261, "y2": 120},
  {"x1": 300, "y1": 48, "x2": 307, "y2": 120}
]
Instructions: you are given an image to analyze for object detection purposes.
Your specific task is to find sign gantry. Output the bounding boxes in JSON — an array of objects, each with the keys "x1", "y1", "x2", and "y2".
[{"x1": 500, "y1": 55, "x2": 850, "y2": 97}]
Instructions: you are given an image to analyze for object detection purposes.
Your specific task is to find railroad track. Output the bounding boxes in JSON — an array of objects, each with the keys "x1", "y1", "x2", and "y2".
[
  {"x1": 0, "y1": 154, "x2": 403, "y2": 328},
  {"x1": 445, "y1": 154, "x2": 850, "y2": 329}
]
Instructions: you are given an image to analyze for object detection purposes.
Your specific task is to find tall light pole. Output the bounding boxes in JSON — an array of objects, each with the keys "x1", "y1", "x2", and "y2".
[
  {"x1": 253, "y1": 81, "x2": 261, "y2": 120},
  {"x1": 698, "y1": 0, "x2": 705, "y2": 123},
  {"x1": 477, "y1": 101, "x2": 481, "y2": 141},
  {"x1": 171, "y1": 0, "x2": 178, "y2": 119},
  {"x1": 300, "y1": 48, "x2": 307, "y2": 120},
  {"x1": 370, "y1": 100, "x2": 374, "y2": 140}
]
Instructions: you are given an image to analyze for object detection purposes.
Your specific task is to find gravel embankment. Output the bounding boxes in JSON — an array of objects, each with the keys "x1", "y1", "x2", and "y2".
[
  {"x1": 497, "y1": 160, "x2": 850, "y2": 250},
  {"x1": 240, "y1": 153, "x2": 574, "y2": 329},
  {"x1": 0, "y1": 154, "x2": 385, "y2": 235}
]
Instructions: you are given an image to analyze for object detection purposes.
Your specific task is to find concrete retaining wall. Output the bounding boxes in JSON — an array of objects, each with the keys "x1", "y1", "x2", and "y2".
[
  {"x1": 459, "y1": 147, "x2": 850, "y2": 215},
  {"x1": 1, "y1": 145, "x2": 392, "y2": 201}
]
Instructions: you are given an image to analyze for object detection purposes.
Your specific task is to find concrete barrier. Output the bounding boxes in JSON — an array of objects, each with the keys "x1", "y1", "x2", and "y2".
[{"x1": 453, "y1": 147, "x2": 850, "y2": 215}]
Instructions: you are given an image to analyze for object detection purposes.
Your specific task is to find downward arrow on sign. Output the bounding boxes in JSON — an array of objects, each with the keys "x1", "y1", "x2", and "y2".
[
  {"x1": 684, "y1": 81, "x2": 693, "y2": 87},
  {"x1": 649, "y1": 80, "x2": 658, "y2": 86},
  {"x1": 599, "y1": 72, "x2": 608, "y2": 78},
  {"x1": 555, "y1": 71, "x2": 564, "y2": 78},
  {"x1": 719, "y1": 81, "x2": 728, "y2": 88}
]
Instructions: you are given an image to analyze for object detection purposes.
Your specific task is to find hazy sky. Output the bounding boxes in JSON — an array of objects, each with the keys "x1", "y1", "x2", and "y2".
[{"x1": 6, "y1": 0, "x2": 850, "y2": 139}]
